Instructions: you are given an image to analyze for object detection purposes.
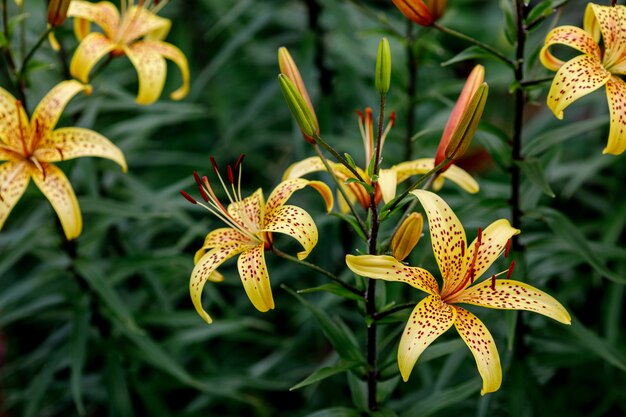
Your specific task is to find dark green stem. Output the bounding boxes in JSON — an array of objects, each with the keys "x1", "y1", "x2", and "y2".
[
  {"x1": 313, "y1": 133, "x2": 366, "y2": 183},
  {"x1": 519, "y1": 76, "x2": 553, "y2": 87},
  {"x1": 1, "y1": 0, "x2": 27, "y2": 108},
  {"x1": 373, "y1": 302, "x2": 416, "y2": 321}
]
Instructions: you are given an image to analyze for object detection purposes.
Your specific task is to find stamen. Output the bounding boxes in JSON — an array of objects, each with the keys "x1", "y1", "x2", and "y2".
[
  {"x1": 504, "y1": 238, "x2": 512, "y2": 258},
  {"x1": 506, "y1": 260, "x2": 516, "y2": 279},
  {"x1": 197, "y1": 185, "x2": 209, "y2": 202},
  {"x1": 490, "y1": 274, "x2": 496, "y2": 290},
  {"x1": 193, "y1": 170, "x2": 203, "y2": 187},
  {"x1": 180, "y1": 190, "x2": 197, "y2": 204},
  {"x1": 380, "y1": 111, "x2": 396, "y2": 149},
  {"x1": 210, "y1": 156, "x2": 220, "y2": 176},
  {"x1": 30, "y1": 157, "x2": 47, "y2": 180},
  {"x1": 56, "y1": 147, "x2": 64, "y2": 160},
  {"x1": 234, "y1": 153, "x2": 245, "y2": 171},
  {"x1": 227, "y1": 165, "x2": 234, "y2": 184}
]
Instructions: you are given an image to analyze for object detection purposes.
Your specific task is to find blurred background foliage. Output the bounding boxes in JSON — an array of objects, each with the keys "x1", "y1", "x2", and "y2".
[{"x1": 0, "y1": 0, "x2": 625, "y2": 416}]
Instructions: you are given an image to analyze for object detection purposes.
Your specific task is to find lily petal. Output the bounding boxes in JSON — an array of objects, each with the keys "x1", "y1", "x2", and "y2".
[
  {"x1": 193, "y1": 227, "x2": 251, "y2": 263},
  {"x1": 0, "y1": 87, "x2": 29, "y2": 149},
  {"x1": 588, "y1": 4, "x2": 626, "y2": 71},
  {"x1": 345, "y1": 254, "x2": 439, "y2": 295},
  {"x1": 453, "y1": 279, "x2": 571, "y2": 324},
  {"x1": 139, "y1": 41, "x2": 189, "y2": 101},
  {"x1": 391, "y1": 158, "x2": 479, "y2": 194},
  {"x1": 237, "y1": 244, "x2": 275, "y2": 312},
  {"x1": 583, "y1": 3, "x2": 601, "y2": 43},
  {"x1": 453, "y1": 306, "x2": 501, "y2": 395},
  {"x1": 69, "y1": 32, "x2": 116, "y2": 83},
  {"x1": 228, "y1": 188, "x2": 264, "y2": 231},
  {"x1": 36, "y1": 127, "x2": 127, "y2": 171},
  {"x1": 603, "y1": 76, "x2": 626, "y2": 155},
  {"x1": 190, "y1": 242, "x2": 249, "y2": 324},
  {"x1": 124, "y1": 42, "x2": 167, "y2": 105},
  {"x1": 547, "y1": 54, "x2": 610, "y2": 120},
  {"x1": 0, "y1": 161, "x2": 30, "y2": 231},
  {"x1": 121, "y1": 6, "x2": 171, "y2": 44},
  {"x1": 30, "y1": 163, "x2": 82, "y2": 240},
  {"x1": 540, "y1": 26, "x2": 602, "y2": 71},
  {"x1": 265, "y1": 178, "x2": 333, "y2": 216},
  {"x1": 398, "y1": 295, "x2": 456, "y2": 381},
  {"x1": 264, "y1": 205, "x2": 318, "y2": 260},
  {"x1": 378, "y1": 168, "x2": 397, "y2": 204},
  {"x1": 67, "y1": 0, "x2": 120, "y2": 39},
  {"x1": 31, "y1": 80, "x2": 91, "y2": 142},
  {"x1": 412, "y1": 190, "x2": 467, "y2": 295},
  {"x1": 282, "y1": 156, "x2": 352, "y2": 181}
]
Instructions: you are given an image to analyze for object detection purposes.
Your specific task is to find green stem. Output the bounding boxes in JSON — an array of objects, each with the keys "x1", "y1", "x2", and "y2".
[
  {"x1": 313, "y1": 133, "x2": 366, "y2": 183},
  {"x1": 18, "y1": 26, "x2": 54, "y2": 80},
  {"x1": 432, "y1": 22, "x2": 515, "y2": 69},
  {"x1": 519, "y1": 76, "x2": 552, "y2": 87},
  {"x1": 271, "y1": 246, "x2": 364, "y2": 296}
]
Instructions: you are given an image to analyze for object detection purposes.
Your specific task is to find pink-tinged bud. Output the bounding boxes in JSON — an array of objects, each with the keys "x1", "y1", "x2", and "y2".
[
  {"x1": 435, "y1": 65, "x2": 488, "y2": 172},
  {"x1": 278, "y1": 47, "x2": 319, "y2": 143},
  {"x1": 48, "y1": 0, "x2": 71, "y2": 26},
  {"x1": 391, "y1": 212, "x2": 424, "y2": 260},
  {"x1": 392, "y1": 0, "x2": 446, "y2": 27}
]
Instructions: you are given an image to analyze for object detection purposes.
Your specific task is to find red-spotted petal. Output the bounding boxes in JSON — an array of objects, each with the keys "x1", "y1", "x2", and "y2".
[
  {"x1": 345, "y1": 254, "x2": 439, "y2": 295},
  {"x1": 69, "y1": 32, "x2": 116, "y2": 83},
  {"x1": 397, "y1": 295, "x2": 456, "y2": 381},
  {"x1": 227, "y1": 188, "x2": 264, "y2": 232},
  {"x1": 604, "y1": 76, "x2": 626, "y2": 155},
  {"x1": 263, "y1": 204, "x2": 318, "y2": 260},
  {"x1": 453, "y1": 306, "x2": 501, "y2": 395},
  {"x1": 391, "y1": 158, "x2": 479, "y2": 194},
  {"x1": 0, "y1": 87, "x2": 29, "y2": 150},
  {"x1": 124, "y1": 42, "x2": 167, "y2": 105},
  {"x1": 193, "y1": 227, "x2": 252, "y2": 264},
  {"x1": 35, "y1": 127, "x2": 127, "y2": 172},
  {"x1": 540, "y1": 26, "x2": 602, "y2": 71},
  {"x1": 546, "y1": 54, "x2": 610, "y2": 120},
  {"x1": 588, "y1": 4, "x2": 626, "y2": 72},
  {"x1": 0, "y1": 161, "x2": 30, "y2": 231},
  {"x1": 452, "y1": 279, "x2": 572, "y2": 324},
  {"x1": 30, "y1": 80, "x2": 91, "y2": 143},
  {"x1": 30, "y1": 163, "x2": 82, "y2": 240},
  {"x1": 265, "y1": 178, "x2": 333, "y2": 216},
  {"x1": 237, "y1": 244, "x2": 275, "y2": 312},
  {"x1": 190, "y1": 242, "x2": 250, "y2": 324},
  {"x1": 140, "y1": 41, "x2": 189, "y2": 101},
  {"x1": 67, "y1": 0, "x2": 120, "y2": 38},
  {"x1": 411, "y1": 190, "x2": 467, "y2": 295}
]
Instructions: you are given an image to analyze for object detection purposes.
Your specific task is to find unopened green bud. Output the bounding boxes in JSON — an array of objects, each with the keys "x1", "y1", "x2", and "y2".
[
  {"x1": 445, "y1": 83, "x2": 488, "y2": 161},
  {"x1": 375, "y1": 38, "x2": 391, "y2": 95},
  {"x1": 48, "y1": 0, "x2": 72, "y2": 26},
  {"x1": 391, "y1": 212, "x2": 423, "y2": 260},
  {"x1": 278, "y1": 74, "x2": 319, "y2": 139}
]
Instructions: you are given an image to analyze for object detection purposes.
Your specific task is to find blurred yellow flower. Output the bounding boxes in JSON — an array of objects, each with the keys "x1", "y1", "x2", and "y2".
[
  {"x1": 541, "y1": 3, "x2": 626, "y2": 155},
  {"x1": 0, "y1": 81, "x2": 127, "y2": 239},
  {"x1": 183, "y1": 157, "x2": 333, "y2": 324},
  {"x1": 68, "y1": 0, "x2": 189, "y2": 105},
  {"x1": 346, "y1": 190, "x2": 571, "y2": 395}
]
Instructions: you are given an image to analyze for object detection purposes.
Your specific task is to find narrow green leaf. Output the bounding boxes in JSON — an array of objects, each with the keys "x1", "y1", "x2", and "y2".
[
  {"x1": 523, "y1": 117, "x2": 607, "y2": 157},
  {"x1": 401, "y1": 379, "x2": 481, "y2": 417},
  {"x1": 330, "y1": 213, "x2": 367, "y2": 241},
  {"x1": 345, "y1": 177, "x2": 375, "y2": 194},
  {"x1": 298, "y1": 283, "x2": 363, "y2": 302},
  {"x1": 70, "y1": 296, "x2": 90, "y2": 416},
  {"x1": 303, "y1": 407, "x2": 361, "y2": 417},
  {"x1": 290, "y1": 361, "x2": 359, "y2": 391},
  {"x1": 441, "y1": 46, "x2": 493, "y2": 67},
  {"x1": 516, "y1": 158, "x2": 555, "y2": 197},
  {"x1": 568, "y1": 316, "x2": 626, "y2": 371}
]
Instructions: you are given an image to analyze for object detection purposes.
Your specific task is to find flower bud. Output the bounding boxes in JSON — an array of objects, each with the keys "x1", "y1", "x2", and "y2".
[
  {"x1": 392, "y1": 0, "x2": 446, "y2": 27},
  {"x1": 278, "y1": 74, "x2": 319, "y2": 140},
  {"x1": 435, "y1": 65, "x2": 487, "y2": 171},
  {"x1": 375, "y1": 38, "x2": 391, "y2": 95},
  {"x1": 391, "y1": 212, "x2": 423, "y2": 260},
  {"x1": 278, "y1": 47, "x2": 319, "y2": 143},
  {"x1": 48, "y1": 0, "x2": 72, "y2": 27}
]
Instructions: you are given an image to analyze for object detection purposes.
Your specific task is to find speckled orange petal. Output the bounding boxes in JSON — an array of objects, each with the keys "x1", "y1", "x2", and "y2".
[
  {"x1": 540, "y1": 26, "x2": 602, "y2": 72},
  {"x1": 391, "y1": 158, "x2": 479, "y2": 194},
  {"x1": 547, "y1": 54, "x2": 610, "y2": 120},
  {"x1": 263, "y1": 205, "x2": 318, "y2": 260},
  {"x1": 345, "y1": 254, "x2": 439, "y2": 295},
  {"x1": 451, "y1": 219, "x2": 520, "y2": 297},
  {"x1": 193, "y1": 227, "x2": 251, "y2": 264},
  {"x1": 0, "y1": 161, "x2": 30, "y2": 231},
  {"x1": 0, "y1": 87, "x2": 29, "y2": 149},
  {"x1": 69, "y1": 32, "x2": 116, "y2": 83},
  {"x1": 190, "y1": 242, "x2": 250, "y2": 324},
  {"x1": 228, "y1": 188, "x2": 264, "y2": 232},
  {"x1": 140, "y1": 41, "x2": 189, "y2": 101},
  {"x1": 67, "y1": 1, "x2": 120, "y2": 38},
  {"x1": 583, "y1": 3, "x2": 601, "y2": 43},
  {"x1": 265, "y1": 178, "x2": 333, "y2": 216},
  {"x1": 237, "y1": 244, "x2": 275, "y2": 312},
  {"x1": 453, "y1": 279, "x2": 572, "y2": 324},
  {"x1": 124, "y1": 42, "x2": 167, "y2": 105},
  {"x1": 397, "y1": 295, "x2": 456, "y2": 381},
  {"x1": 121, "y1": 6, "x2": 171, "y2": 44},
  {"x1": 30, "y1": 80, "x2": 91, "y2": 143},
  {"x1": 453, "y1": 306, "x2": 501, "y2": 395},
  {"x1": 36, "y1": 127, "x2": 127, "y2": 171},
  {"x1": 411, "y1": 190, "x2": 467, "y2": 295},
  {"x1": 30, "y1": 163, "x2": 82, "y2": 240},
  {"x1": 589, "y1": 4, "x2": 626, "y2": 71},
  {"x1": 604, "y1": 76, "x2": 626, "y2": 155}
]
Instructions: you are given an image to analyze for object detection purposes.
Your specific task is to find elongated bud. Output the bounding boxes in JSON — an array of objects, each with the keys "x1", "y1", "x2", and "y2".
[
  {"x1": 278, "y1": 47, "x2": 319, "y2": 143},
  {"x1": 48, "y1": 0, "x2": 72, "y2": 26},
  {"x1": 375, "y1": 38, "x2": 391, "y2": 96},
  {"x1": 392, "y1": 0, "x2": 446, "y2": 27},
  {"x1": 391, "y1": 212, "x2": 424, "y2": 260},
  {"x1": 278, "y1": 74, "x2": 319, "y2": 140},
  {"x1": 435, "y1": 65, "x2": 487, "y2": 171}
]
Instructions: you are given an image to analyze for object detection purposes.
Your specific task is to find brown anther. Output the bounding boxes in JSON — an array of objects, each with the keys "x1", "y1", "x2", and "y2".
[
  {"x1": 506, "y1": 260, "x2": 516, "y2": 280},
  {"x1": 504, "y1": 238, "x2": 512, "y2": 258},
  {"x1": 197, "y1": 186, "x2": 209, "y2": 202},
  {"x1": 193, "y1": 170, "x2": 202, "y2": 187},
  {"x1": 234, "y1": 154, "x2": 245, "y2": 171},
  {"x1": 227, "y1": 165, "x2": 234, "y2": 184},
  {"x1": 490, "y1": 274, "x2": 496, "y2": 290},
  {"x1": 180, "y1": 190, "x2": 198, "y2": 205},
  {"x1": 389, "y1": 111, "x2": 397, "y2": 125},
  {"x1": 210, "y1": 156, "x2": 220, "y2": 175}
]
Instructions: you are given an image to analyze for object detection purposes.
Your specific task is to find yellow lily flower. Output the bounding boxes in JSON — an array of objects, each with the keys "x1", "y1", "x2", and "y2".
[
  {"x1": 68, "y1": 0, "x2": 189, "y2": 105},
  {"x1": 346, "y1": 190, "x2": 571, "y2": 395},
  {"x1": 182, "y1": 156, "x2": 333, "y2": 324},
  {"x1": 0, "y1": 80, "x2": 127, "y2": 239},
  {"x1": 541, "y1": 3, "x2": 626, "y2": 155},
  {"x1": 283, "y1": 108, "x2": 478, "y2": 213}
]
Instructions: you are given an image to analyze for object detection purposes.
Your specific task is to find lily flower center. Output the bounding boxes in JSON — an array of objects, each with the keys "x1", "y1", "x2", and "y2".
[{"x1": 115, "y1": 0, "x2": 169, "y2": 47}]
